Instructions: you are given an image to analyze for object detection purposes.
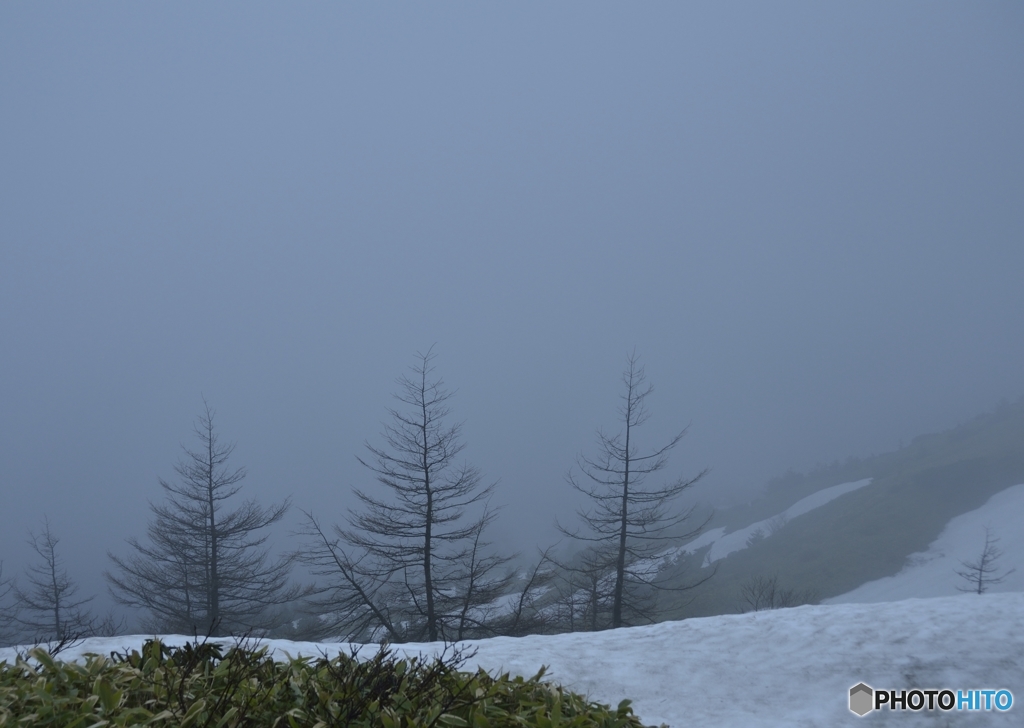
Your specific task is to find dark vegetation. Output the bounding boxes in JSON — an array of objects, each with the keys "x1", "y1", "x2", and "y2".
[
  {"x1": 0, "y1": 637, "x2": 654, "y2": 728},
  {"x1": 737, "y1": 574, "x2": 817, "y2": 613}
]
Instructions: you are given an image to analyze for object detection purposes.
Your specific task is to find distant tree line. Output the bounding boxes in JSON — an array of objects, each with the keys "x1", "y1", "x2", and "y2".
[{"x1": 0, "y1": 349, "x2": 712, "y2": 647}]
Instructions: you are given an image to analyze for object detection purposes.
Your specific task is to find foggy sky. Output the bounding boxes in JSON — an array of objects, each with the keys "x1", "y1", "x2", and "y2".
[{"x1": 1, "y1": 3, "x2": 1022, "y2": 616}]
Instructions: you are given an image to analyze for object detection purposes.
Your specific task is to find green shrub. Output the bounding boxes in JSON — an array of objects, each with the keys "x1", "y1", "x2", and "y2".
[{"x1": 0, "y1": 639, "x2": 654, "y2": 728}]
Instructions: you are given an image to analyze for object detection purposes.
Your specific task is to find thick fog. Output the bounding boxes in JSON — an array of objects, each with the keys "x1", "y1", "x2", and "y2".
[{"x1": 1, "y1": 3, "x2": 1022, "y2": 617}]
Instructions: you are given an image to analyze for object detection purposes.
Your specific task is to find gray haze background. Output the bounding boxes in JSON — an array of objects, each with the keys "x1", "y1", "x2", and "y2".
[{"x1": 1, "y1": 3, "x2": 1022, "y2": 618}]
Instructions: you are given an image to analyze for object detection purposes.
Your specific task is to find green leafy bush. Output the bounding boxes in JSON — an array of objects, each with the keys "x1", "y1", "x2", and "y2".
[{"x1": 0, "y1": 639, "x2": 654, "y2": 728}]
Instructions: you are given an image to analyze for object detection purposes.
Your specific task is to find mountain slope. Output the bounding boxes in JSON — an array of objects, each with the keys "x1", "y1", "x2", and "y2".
[
  {"x1": 660, "y1": 399, "x2": 1024, "y2": 618},
  {"x1": 828, "y1": 482, "x2": 1024, "y2": 603}
]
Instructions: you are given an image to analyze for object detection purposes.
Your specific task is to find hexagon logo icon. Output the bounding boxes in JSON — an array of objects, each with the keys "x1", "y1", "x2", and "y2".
[{"x1": 850, "y1": 683, "x2": 873, "y2": 716}]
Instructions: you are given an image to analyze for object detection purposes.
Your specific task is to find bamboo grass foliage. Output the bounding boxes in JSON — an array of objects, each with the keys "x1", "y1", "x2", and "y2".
[{"x1": 0, "y1": 639, "x2": 652, "y2": 727}]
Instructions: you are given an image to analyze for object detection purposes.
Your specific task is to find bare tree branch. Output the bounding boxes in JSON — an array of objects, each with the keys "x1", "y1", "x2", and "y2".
[{"x1": 956, "y1": 526, "x2": 1015, "y2": 595}]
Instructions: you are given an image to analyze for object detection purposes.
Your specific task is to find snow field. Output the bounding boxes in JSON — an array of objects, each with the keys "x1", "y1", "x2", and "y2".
[{"x1": 3, "y1": 592, "x2": 1021, "y2": 727}]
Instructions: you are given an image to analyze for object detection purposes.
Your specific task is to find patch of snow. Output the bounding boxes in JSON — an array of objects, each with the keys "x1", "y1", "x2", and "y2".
[
  {"x1": 676, "y1": 526, "x2": 726, "y2": 555},
  {"x1": 685, "y1": 478, "x2": 873, "y2": 565}
]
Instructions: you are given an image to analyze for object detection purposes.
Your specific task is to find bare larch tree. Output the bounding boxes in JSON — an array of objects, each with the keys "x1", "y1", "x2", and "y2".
[
  {"x1": 560, "y1": 351, "x2": 711, "y2": 629},
  {"x1": 14, "y1": 518, "x2": 96, "y2": 641},
  {"x1": 108, "y1": 402, "x2": 297, "y2": 635},
  {"x1": 956, "y1": 526, "x2": 1015, "y2": 595},
  {"x1": 0, "y1": 561, "x2": 20, "y2": 646},
  {"x1": 301, "y1": 348, "x2": 510, "y2": 642}
]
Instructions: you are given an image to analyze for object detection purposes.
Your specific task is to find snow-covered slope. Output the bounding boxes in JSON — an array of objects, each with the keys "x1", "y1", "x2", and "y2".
[
  {"x1": 4, "y1": 592, "x2": 1021, "y2": 727},
  {"x1": 828, "y1": 483, "x2": 1024, "y2": 604},
  {"x1": 680, "y1": 478, "x2": 873, "y2": 565}
]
